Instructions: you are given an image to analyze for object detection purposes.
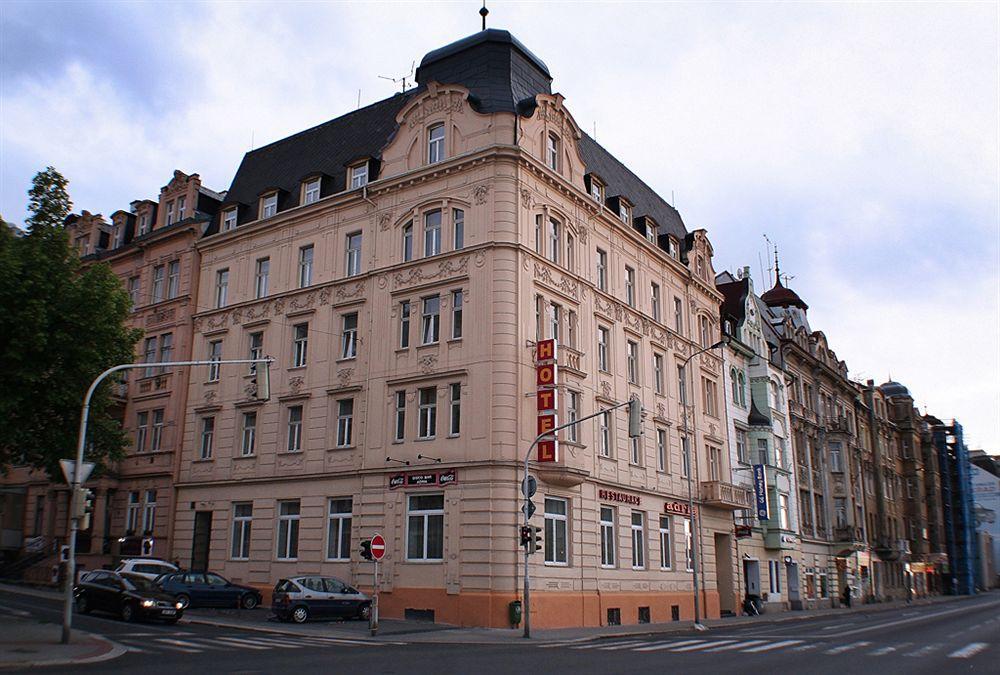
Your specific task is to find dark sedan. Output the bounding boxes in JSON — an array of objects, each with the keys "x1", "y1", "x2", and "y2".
[
  {"x1": 74, "y1": 570, "x2": 183, "y2": 623},
  {"x1": 272, "y1": 576, "x2": 371, "y2": 623},
  {"x1": 156, "y1": 571, "x2": 262, "y2": 610}
]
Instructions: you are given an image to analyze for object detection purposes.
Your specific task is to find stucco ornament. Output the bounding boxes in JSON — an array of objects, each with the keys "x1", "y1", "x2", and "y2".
[{"x1": 472, "y1": 183, "x2": 490, "y2": 205}]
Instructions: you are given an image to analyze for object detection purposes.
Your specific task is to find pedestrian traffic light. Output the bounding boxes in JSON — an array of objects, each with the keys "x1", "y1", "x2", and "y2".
[
  {"x1": 628, "y1": 397, "x2": 643, "y2": 438},
  {"x1": 252, "y1": 359, "x2": 271, "y2": 401},
  {"x1": 141, "y1": 537, "x2": 154, "y2": 557},
  {"x1": 520, "y1": 525, "x2": 531, "y2": 548},
  {"x1": 528, "y1": 526, "x2": 543, "y2": 555},
  {"x1": 360, "y1": 539, "x2": 373, "y2": 561}
]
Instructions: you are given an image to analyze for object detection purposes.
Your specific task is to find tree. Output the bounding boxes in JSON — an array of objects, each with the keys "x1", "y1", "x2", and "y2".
[{"x1": 0, "y1": 168, "x2": 142, "y2": 478}]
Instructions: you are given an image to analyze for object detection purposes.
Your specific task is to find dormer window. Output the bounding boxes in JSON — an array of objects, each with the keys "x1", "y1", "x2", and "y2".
[
  {"x1": 546, "y1": 133, "x2": 559, "y2": 171},
  {"x1": 176, "y1": 195, "x2": 186, "y2": 220},
  {"x1": 667, "y1": 237, "x2": 678, "y2": 259},
  {"x1": 590, "y1": 179, "x2": 603, "y2": 202},
  {"x1": 261, "y1": 193, "x2": 278, "y2": 219},
  {"x1": 113, "y1": 225, "x2": 123, "y2": 248},
  {"x1": 645, "y1": 223, "x2": 656, "y2": 244},
  {"x1": 619, "y1": 203, "x2": 631, "y2": 225},
  {"x1": 222, "y1": 208, "x2": 237, "y2": 232},
  {"x1": 350, "y1": 164, "x2": 368, "y2": 189},
  {"x1": 427, "y1": 124, "x2": 445, "y2": 164},
  {"x1": 303, "y1": 179, "x2": 321, "y2": 205},
  {"x1": 165, "y1": 201, "x2": 175, "y2": 225},
  {"x1": 138, "y1": 214, "x2": 149, "y2": 236}
]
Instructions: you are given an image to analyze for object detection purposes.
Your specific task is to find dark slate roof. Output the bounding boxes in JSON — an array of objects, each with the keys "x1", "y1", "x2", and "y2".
[
  {"x1": 761, "y1": 278, "x2": 809, "y2": 310},
  {"x1": 716, "y1": 276, "x2": 749, "y2": 326},
  {"x1": 416, "y1": 29, "x2": 552, "y2": 113},
  {"x1": 578, "y1": 134, "x2": 688, "y2": 243},
  {"x1": 748, "y1": 396, "x2": 771, "y2": 426},
  {"x1": 879, "y1": 381, "x2": 911, "y2": 398}
]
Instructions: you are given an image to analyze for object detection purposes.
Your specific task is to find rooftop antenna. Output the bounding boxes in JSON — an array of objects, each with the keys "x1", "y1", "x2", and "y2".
[
  {"x1": 480, "y1": 1, "x2": 489, "y2": 31},
  {"x1": 357, "y1": 89, "x2": 361, "y2": 109},
  {"x1": 379, "y1": 61, "x2": 415, "y2": 94}
]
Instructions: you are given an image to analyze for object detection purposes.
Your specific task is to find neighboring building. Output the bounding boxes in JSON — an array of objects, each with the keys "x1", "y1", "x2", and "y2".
[
  {"x1": 717, "y1": 268, "x2": 801, "y2": 611},
  {"x1": 968, "y1": 451, "x2": 999, "y2": 589}
]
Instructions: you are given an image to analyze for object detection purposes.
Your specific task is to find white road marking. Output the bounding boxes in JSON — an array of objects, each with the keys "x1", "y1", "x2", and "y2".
[
  {"x1": 905, "y1": 643, "x2": 943, "y2": 657},
  {"x1": 212, "y1": 636, "x2": 272, "y2": 650},
  {"x1": 829, "y1": 599, "x2": 1000, "y2": 638},
  {"x1": 948, "y1": 642, "x2": 989, "y2": 659},
  {"x1": 671, "y1": 640, "x2": 736, "y2": 652},
  {"x1": 633, "y1": 639, "x2": 709, "y2": 652},
  {"x1": 597, "y1": 640, "x2": 649, "y2": 651},
  {"x1": 870, "y1": 643, "x2": 911, "y2": 656},
  {"x1": 571, "y1": 640, "x2": 639, "y2": 650},
  {"x1": 824, "y1": 641, "x2": 872, "y2": 655},
  {"x1": 701, "y1": 639, "x2": 767, "y2": 653},
  {"x1": 791, "y1": 644, "x2": 818, "y2": 652},
  {"x1": 741, "y1": 640, "x2": 803, "y2": 653},
  {"x1": 152, "y1": 638, "x2": 203, "y2": 653},
  {"x1": 124, "y1": 645, "x2": 148, "y2": 653}
]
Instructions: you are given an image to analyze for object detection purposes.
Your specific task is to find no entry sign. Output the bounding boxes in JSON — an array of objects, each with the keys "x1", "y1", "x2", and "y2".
[{"x1": 370, "y1": 533, "x2": 386, "y2": 561}]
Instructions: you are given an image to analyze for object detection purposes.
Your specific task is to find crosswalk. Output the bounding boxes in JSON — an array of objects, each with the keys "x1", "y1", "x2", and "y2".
[
  {"x1": 541, "y1": 636, "x2": 994, "y2": 660},
  {"x1": 114, "y1": 631, "x2": 377, "y2": 655}
]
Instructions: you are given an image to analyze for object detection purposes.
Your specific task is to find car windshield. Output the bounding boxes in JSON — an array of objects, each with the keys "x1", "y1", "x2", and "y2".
[{"x1": 121, "y1": 575, "x2": 156, "y2": 592}]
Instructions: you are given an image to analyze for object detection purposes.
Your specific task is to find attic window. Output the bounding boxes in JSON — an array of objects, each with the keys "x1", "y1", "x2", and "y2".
[
  {"x1": 667, "y1": 237, "x2": 678, "y2": 259},
  {"x1": 546, "y1": 133, "x2": 559, "y2": 171},
  {"x1": 261, "y1": 193, "x2": 278, "y2": 219},
  {"x1": 619, "y1": 203, "x2": 631, "y2": 225},
  {"x1": 303, "y1": 179, "x2": 321, "y2": 205},
  {"x1": 590, "y1": 179, "x2": 603, "y2": 202},
  {"x1": 165, "y1": 200, "x2": 175, "y2": 226},
  {"x1": 138, "y1": 214, "x2": 149, "y2": 236},
  {"x1": 427, "y1": 124, "x2": 445, "y2": 164},
  {"x1": 113, "y1": 225, "x2": 123, "y2": 248},
  {"x1": 350, "y1": 164, "x2": 369, "y2": 190},
  {"x1": 177, "y1": 195, "x2": 186, "y2": 221},
  {"x1": 222, "y1": 208, "x2": 237, "y2": 232},
  {"x1": 645, "y1": 223, "x2": 656, "y2": 244}
]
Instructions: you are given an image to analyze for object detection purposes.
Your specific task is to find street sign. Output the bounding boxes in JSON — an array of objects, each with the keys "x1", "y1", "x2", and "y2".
[
  {"x1": 521, "y1": 475, "x2": 537, "y2": 498},
  {"x1": 522, "y1": 501, "x2": 536, "y2": 519},
  {"x1": 370, "y1": 533, "x2": 386, "y2": 561},
  {"x1": 59, "y1": 459, "x2": 94, "y2": 485}
]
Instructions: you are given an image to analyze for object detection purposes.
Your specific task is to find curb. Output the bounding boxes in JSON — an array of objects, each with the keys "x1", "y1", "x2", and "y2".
[
  {"x1": 180, "y1": 616, "x2": 404, "y2": 644},
  {"x1": 0, "y1": 632, "x2": 126, "y2": 670}
]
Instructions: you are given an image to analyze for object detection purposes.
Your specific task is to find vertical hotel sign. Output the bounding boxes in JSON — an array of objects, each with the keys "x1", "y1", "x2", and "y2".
[
  {"x1": 535, "y1": 339, "x2": 558, "y2": 462},
  {"x1": 752, "y1": 464, "x2": 769, "y2": 520}
]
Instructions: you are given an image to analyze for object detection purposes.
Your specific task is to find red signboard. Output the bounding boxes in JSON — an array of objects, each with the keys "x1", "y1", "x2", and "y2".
[
  {"x1": 537, "y1": 440, "x2": 557, "y2": 462},
  {"x1": 534, "y1": 339, "x2": 558, "y2": 463},
  {"x1": 370, "y1": 533, "x2": 386, "y2": 561},
  {"x1": 537, "y1": 414, "x2": 557, "y2": 436},
  {"x1": 536, "y1": 363, "x2": 556, "y2": 387},
  {"x1": 536, "y1": 338, "x2": 557, "y2": 362},
  {"x1": 536, "y1": 389, "x2": 557, "y2": 412},
  {"x1": 664, "y1": 500, "x2": 696, "y2": 517}
]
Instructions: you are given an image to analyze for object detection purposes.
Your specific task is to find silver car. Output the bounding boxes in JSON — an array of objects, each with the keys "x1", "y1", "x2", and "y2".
[{"x1": 271, "y1": 576, "x2": 371, "y2": 623}]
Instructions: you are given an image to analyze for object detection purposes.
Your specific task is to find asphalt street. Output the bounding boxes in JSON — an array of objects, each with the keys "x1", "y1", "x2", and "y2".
[{"x1": 1, "y1": 590, "x2": 997, "y2": 673}]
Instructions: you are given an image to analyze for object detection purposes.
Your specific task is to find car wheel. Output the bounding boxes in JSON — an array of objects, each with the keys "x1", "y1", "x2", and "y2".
[
  {"x1": 121, "y1": 603, "x2": 136, "y2": 623},
  {"x1": 175, "y1": 594, "x2": 191, "y2": 610},
  {"x1": 358, "y1": 604, "x2": 371, "y2": 621},
  {"x1": 76, "y1": 595, "x2": 91, "y2": 615},
  {"x1": 291, "y1": 606, "x2": 309, "y2": 624},
  {"x1": 241, "y1": 593, "x2": 259, "y2": 610}
]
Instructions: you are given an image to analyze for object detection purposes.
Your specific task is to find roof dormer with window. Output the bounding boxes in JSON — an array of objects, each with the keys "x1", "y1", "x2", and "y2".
[{"x1": 584, "y1": 173, "x2": 605, "y2": 204}]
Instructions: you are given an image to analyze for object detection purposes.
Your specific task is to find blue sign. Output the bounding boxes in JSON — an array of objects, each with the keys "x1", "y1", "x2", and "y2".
[{"x1": 752, "y1": 464, "x2": 769, "y2": 520}]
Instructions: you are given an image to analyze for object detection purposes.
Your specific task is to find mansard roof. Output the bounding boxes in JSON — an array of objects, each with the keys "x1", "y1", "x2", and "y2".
[{"x1": 761, "y1": 277, "x2": 809, "y2": 310}]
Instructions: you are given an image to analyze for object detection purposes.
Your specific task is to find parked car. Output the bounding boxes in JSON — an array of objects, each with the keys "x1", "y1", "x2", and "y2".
[
  {"x1": 156, "y1": 571, "x2": 262, "y2": 610},
  {"x1": 115, "y1": 558, "x2": 178, "y2": 581},
  {"x1": 271, "y1": 576, "x2": 371, "y2": 623},
  {"x1": 74, "y1": 570, "x2": 183, "y2": 623}
]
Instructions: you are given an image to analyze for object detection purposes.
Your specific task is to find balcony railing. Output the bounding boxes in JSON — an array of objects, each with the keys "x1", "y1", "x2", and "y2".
[
  {"x1": 825, "y1": 416, "x2": 851, "y2": 434},
  {"x1": 700, "y1": 481, "x2": 753, "y2": 510}
]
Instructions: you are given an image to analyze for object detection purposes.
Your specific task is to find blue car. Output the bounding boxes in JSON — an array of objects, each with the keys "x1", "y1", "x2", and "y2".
[{"x1": 156, "y1": 571, "x2": 261, "y2": 610}]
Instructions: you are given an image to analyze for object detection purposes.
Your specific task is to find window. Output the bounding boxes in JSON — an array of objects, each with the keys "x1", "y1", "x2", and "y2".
[
  {"x1": 547, "y1": 218, "x2": 560, "y2": 264},
  {"x1": 591, "y1": 179, "x2": 604, "y2": 202},
  {"x1": 399, "y1": 300, "x2": 411, "y2": 348},
  {"x1": 757, "y1": 438, "x2": 769, "y2": 465},
  {"x1": 708, "y1": 445, "x2": 722, "y2": 481},
  {"x1": 200, "y1": 417, "x2": 215, "y2": 459},
  {"x1": 128, "y1": 276, "x2": 140, "y2": 308},
  {"x1": 651, "y1": 283, "x2": 661, "y2": 322},
  {"x1": 402, "y1": 222, "x2": 414, "y2": 262},
  {"x1": 125, "y1": 491, "x2": 141, "y2": 532},
  {"x1": 451, "y1": 290, "x2": 463, "y2": 339},
  {"x1": 418, "y1": 387, "x2": 437, "y2": 439},
  {"x1": 600, "y1": 506, "x2": 616, "y2": 568},
  {"x1": 140, "y1": 490, "x2": 157, "y2": 532},
  {"x1": 143, "y1": 337, "x2": 158, "y2": 377},
  {"x1": 341, "y1": 313, "x2": 358, "y2": 359},
  {"x1": 731, "y1": 368, "x2": 740, "y2": 404},
  {"x1": 630, "y1": 436, "x2": 641, "y2": 466},
  {"x1": 176, "y1": 196, "x2": 186, "y2": 220},
  {"x1": 626, "y1": 340, "x2": 639, "y2": 384},
  {"x1": 294, "y1": 247, "x2": 314, "y2": 290},
  {"x1": 534, "y1": 215, "x2": 543, "y2": 255},
  {"x1": 223, "y1": 208, "x2": 237, "y2": 231},
  {"x1": 736, "y1": 429, "x2": 748, "y2": 463},
  {"x1": 453, "y1": 208, "x2": 464, "y2": 250},
  {"x1": 535, "y1": 295, "x2": 544, "y2": 340},
  {"x1": 645, "y1": 222, "x2": 656, "y2": 244},
  {"x1": 566, "y1": 234, "x2": 575, "y2": 271},
  {"x1": 276, "y1": 500, "x2": 300, "y2": 560},
  {"x1": 345, "y1": 232, "x2": 362, "y2": 276},
  {"x1": 293, "y1": 323, "x2": 308, "y2": 367},
  {"x1": 241, "y1": 412, "x2": 257, "y2": 456},
  {"x1": 830, "y1": 443, "x2": 843, "y2": 472},
  {"x1": 769, "y1": 560, "x2": 782, "y2": 594},
  {"x1": 389, "y1": 390, "x2": 406, "y2": 444},
  {"x1": 350, "y1": 164, "x2": 368, "y2": 189},
  {"x1": 165, "y1": 200, "x2": 175, "y2": 225},
  {"x1": 738, "y1": 372, "x2": 747, "y2": 407},
  {"x1": 567, "y1": 310, "x2": 578, "y2": 349},
  {"x1": 619, "y1": 203, "x2": 631, "y2": 225},
  {"x1": 681, "y1": 434, "x2": 691, "y2": 478},
  {"x1": 678, "y1": 365, "x2": 686, "y2": 403},
  {"x1": 138, "y1": 213, "x2": 149, "y2": 236},
  {"x1": 703, "y1": 377, "x2": 718, "y2": 417},
  {"x1": 336, "y1": 399, "x2": 354, "y2": 447},
  {"x1": 207, "y1": 340, "x2": 222, "y2": 382},
  {"x1": 157, "y1": 333, "x2": 173, "y2": 373},
  {"x1": 599, "y1": 410, "x2": 611, "y2": 457},
  {"x1": 445, "y1": 382, "x2": 462, "y2": 436},
  {"x1": 151, "y1": 265, "x2": 165, "y2": 303},
  {"x1": 326, "y1": 498, "x2": 352, "y2": 560},
  {"x1": 423, "y1": 210, "x2": 442, "y2": 257},
  {"x1": 659, "y1": 515, "x2": 673, "y2": 569},
  {"x1": 231, "y1": 503, "x2": 252, "y2": 560},
  {"x1": 427, "y1": 124, "x2": 445, "y2": 164},
  {"x1": 421, "y1": 296, "x2": 440, "y2": 344},
  {"x1": 699, "y1": 315, "x2": 710, "y2": 347},
  {"x1": 596, "y1": 248, "x2": 607, "y2": 291},
  {"x1": 597, "y1": 326, "x2": 610, "y2": 371},
  {"x1": 631, "y1": 511, "x2": 645, "y2": 569},
  {"x1": 546, "y1": 133, "x2": 559, "y2": 170},
  {"x1": 287, "y1": 405, "x2": 303, "y2": 452},
  {"x1": 167, "y1": 260, "x2": 180, "y2": 299},
  {"x1": 653, "y1": 353, "x2": 664, "y2": 394},
  {"x1": 567, "y1": 391, "x2": 580, "y2": 443},
  {"x1": 624, "y1": 266, "x2": 635, "y2": 306},
  {"x1": 779, "y1": 493, "x2": 790, "y2": 529},
  {"x1": 407, "y1": 493, "x2": 444, "y2": 560},
  {"x1": 667, "y1": 237, "x2": 678, "y2": 259},
  {"x1": 247, "y1": 332, "x2": 263, "y2": 374},
  {"x1": 684, "y1": 518, "x2": 694, "y2": 571},
  {"x1": 215, "y1": 269, "x2": 229, "y2": 308},
  {"x1": 150, "y1": 409, "x2": 164, "y2": 451},
  {"x1": 657, "y1": 428, "x2": 668, "y2": 472},
  {"x1": 135, "y1": 411, "x2": 149, "y2": 452},
  {"x1": 261, "y1": 193, "x2": 277, "y2": 219},
  {"x1": 254, "y1": 258, "x2": 270, "y2": 298},
  {"x1": 544, "y1": 497, "x2": 568, "y2": 565},
  {"x1": 674, "y1": 297, "x2": 683, "y2": 333},
  {"x1": 549, "y1": 302, "x2": 561, "y2": 342}
]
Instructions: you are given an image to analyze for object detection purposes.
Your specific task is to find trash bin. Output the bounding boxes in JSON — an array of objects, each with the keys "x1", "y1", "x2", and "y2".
[{"x1": 508, "y1": 600, "x2": 522, "y2": 627}]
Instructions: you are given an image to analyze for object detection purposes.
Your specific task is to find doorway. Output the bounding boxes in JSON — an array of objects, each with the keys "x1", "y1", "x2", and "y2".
[
  {"x1": 191, "y1": 511, "x2": 212, "y2": 571},
  {"x1": 715, "y1": 533, "x2": 735, "y2": 615},
  {"x1": 743, "y1": 559, "x2": 761, "y2": 596},
  {"x1": 786, "y1": 561, "x2": 802, "y2": 609}
]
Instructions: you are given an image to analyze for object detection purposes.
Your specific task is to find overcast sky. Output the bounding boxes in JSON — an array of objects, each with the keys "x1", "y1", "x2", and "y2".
[{"x1": 2, "y1": 1, "x2": 997, "y2": 450}]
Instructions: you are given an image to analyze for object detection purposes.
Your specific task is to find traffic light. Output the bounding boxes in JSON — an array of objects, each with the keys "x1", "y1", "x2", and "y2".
[
  {"x1": 528, "y1": 526, "x2": 543, "y2": 555},
  {"x1": 252, "y1": 359, "x2": 271, "y2": 401},
  {"x1": 628, "y1": 397, "x2": 643, "y2": 438},
  {"x1": 519, "y1": 525, "x2": 531, "y2": 548},
  {"x1": 81, "y1": 489, "x2": 95, "y2": 530},
  {"x1": 360, "y1": 538, "x2": 373, "y2": 561},
  {"x1": 141, "y1": 538, "x2": 154, "y2": 557}
]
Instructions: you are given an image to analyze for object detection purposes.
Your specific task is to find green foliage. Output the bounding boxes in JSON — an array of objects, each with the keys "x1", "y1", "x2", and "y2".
[{"x1": 0, "y1": 168, "x2": 141, "y2": 478}]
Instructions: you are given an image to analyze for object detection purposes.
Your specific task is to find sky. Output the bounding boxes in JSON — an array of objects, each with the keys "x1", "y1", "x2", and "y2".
[{"x1": 1, "y1": 1, "x2": 997, "y2": 450}]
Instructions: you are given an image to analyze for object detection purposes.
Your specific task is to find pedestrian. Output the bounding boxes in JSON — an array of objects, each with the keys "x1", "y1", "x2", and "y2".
[{"x1": 842, "y1": 585, "x2": 852, "y2": 609}]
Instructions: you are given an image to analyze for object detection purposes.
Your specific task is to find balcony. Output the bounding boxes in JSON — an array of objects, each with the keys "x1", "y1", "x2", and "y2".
[
  {"x1": 833, "y1": 526, "x2": 866, "y2": 554},
  {"x1": 825, "y1": 416, "x2": 852, "y2": 434},
  {"x1": 874, "y1": 537, "x2": 909, "y2": 561},
  {"x1": 136, "y1": 371, "x2": 173, "y2": 396},
  {"x1": 700, "y1": 481, "x2": 753, "y2": 510},
  {"x1": 764, "y1": 528, "x2": 799, "y2": 551}
]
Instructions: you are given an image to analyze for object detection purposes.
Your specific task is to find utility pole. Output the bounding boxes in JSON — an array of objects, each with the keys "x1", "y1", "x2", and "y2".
[{"x1": 61, "y1": 357, "x2": 272, "y2": 644}]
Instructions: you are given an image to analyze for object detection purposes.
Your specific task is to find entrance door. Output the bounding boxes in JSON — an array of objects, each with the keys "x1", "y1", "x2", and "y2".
[
  {"x1": 786, "y1": 562, "x2": 802, "y2": 609},
  {"x1": 191, "y1": 511, "x2": 212, "y2": 571},
  {"x1": 714, "y1": 533, "x2": 735, "y2": 614},
  {"x1": 743, "y1": 559, "x2": 761, "y2": 596}
]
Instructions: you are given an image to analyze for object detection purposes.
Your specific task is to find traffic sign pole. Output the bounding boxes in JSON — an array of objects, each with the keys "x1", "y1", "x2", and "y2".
[{"x1": 368, "y1": 532, "x2": 385, "y2": 636}]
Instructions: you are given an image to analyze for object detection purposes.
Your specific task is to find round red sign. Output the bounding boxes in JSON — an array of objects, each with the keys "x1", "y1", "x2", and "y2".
[{"x1": 370, "y1": 533, "x2": 386, "y2": 561}]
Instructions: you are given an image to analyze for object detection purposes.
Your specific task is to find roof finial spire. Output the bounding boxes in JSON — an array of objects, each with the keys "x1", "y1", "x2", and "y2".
[
  {"x1": 480, "y1": 1, "x2": 489, "y2": 31},
  {"x1": 773, "y1": 244, "x2": 781, "y2": 286}
]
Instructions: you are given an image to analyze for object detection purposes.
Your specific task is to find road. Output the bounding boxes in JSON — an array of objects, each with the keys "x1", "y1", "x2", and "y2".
[{"x1": 1, "y1": 589, "x2": 997, "y2": 673}]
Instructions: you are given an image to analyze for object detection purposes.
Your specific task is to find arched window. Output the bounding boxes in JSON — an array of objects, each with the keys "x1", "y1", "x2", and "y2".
[
  {"x1": 738, "y1": 372, "x2": 747, "y2": 407},
  {"x1": 731, "y1": 368, "x2": 740, "y2": 403}
]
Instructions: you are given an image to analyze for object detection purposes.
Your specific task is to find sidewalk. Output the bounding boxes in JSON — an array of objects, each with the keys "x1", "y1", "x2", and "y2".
[{"x1": 0, "y1": 608, "x2": 124, "y2": 670}]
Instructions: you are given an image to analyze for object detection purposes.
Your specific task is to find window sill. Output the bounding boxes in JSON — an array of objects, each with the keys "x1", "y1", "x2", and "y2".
[
  {"x1": 543, "y1": 562, "x2": 569, "y2": 568},
  {"x1": 192, "y1": 457, "x2": 214, "y2": 464},
  {"x1": 336, "y1": 356, "x2": 358, "y2": 363},
  {"x1": 324, "y1": 558, "x2": 351, "y2": 563},
  {"x1": 288, "y1": 365, "x2": 307, "y2": 371},
  {"x1": 447, "y1": 337, "x2": 463, "y2": 344},
  {"x1": 417, "y1": 342, "x2": 440, "y2": 350},
  {"x1": 395, "y1": 347, "x2": 410, "y2": 354},
  {"x1": 280, "y1": 450, "x2": 303, "y2": 455},
  {"x1": 233, "y1": 454, "x2": 256, "y2": 460},
  {"x1": 403, "y1": 559, "x2": 444, "y2": 564},
  {"x1": 329, "y1": 445, "x2": 356, "y2": 451},
  {"x1": 415, "y1": 437, "x2": 436, "y2": 442}
]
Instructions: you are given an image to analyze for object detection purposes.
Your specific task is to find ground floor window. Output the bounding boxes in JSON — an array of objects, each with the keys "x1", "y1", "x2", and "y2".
[
  {"x1": 326, "y1": 498, "x2": 352, "y2": 561},
  {"x1": 231, "y1": 503, "x2": 252, "y2": 560},
  {"x1": 407, "y1": 493, "x2": 444, "y2": 561},
  {"x1": 600, "y1": 506, "x2": 615, "y2": 568},
  {"x1": 276, "y1": 500, "x2": 300, "y2": 560},
  {"x1": 769, "y1": 559, "x2": 782, "y2": 594},
  {"x1": 544, "y1": 497, "x2": 568, "y2": 565}
]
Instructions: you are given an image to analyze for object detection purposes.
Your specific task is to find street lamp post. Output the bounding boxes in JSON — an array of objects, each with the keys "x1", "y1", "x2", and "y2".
[
  {"x1": 61, "y1": 357, "x2": 272, "y2": 644},
  {"x1": 680, "y1": 337, "x2": 729, "y2": 631}
]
